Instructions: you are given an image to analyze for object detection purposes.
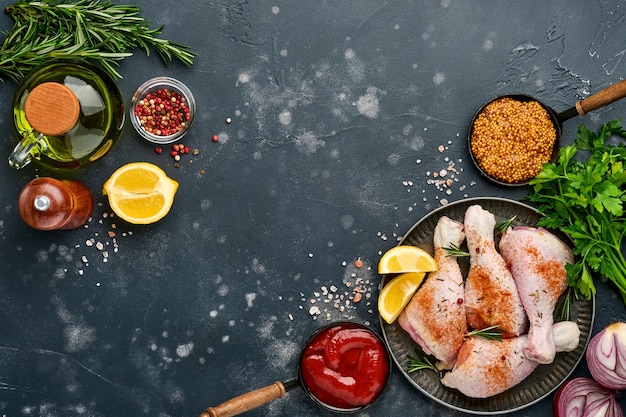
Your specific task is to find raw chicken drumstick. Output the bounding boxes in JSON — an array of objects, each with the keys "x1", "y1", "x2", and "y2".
[
  {"x1": 464, "y1": 205, "x2": 527, "y2": 338},
  {"x1": 441, "y1": 321, "x2": 580, "y2": 398},
  {"x1": 499, "y1": 226, "x2": 573, "y2": 364},
  {"x1": 398, "y1": 216, "x2": 467, "y2": 370}
]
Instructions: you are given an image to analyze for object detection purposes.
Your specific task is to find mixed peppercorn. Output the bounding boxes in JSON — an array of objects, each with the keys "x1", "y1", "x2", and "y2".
[{"x1": 134, "y1": 87, "x2": 191, "y2": 137}]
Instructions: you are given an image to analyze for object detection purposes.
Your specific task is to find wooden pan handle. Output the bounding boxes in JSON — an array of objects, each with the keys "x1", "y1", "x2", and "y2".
[
  {"x1": 200, "y1": 381, "x2": 287, "y2": 417},
  {"x1": 576, "y1": 79, "x2": 626, "y2": 116}
]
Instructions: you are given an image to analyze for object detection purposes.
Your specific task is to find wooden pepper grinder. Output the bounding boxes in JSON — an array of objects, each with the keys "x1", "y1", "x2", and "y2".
[{"x1": 18, "y1": 178, "x2": 94, "y2": 230}]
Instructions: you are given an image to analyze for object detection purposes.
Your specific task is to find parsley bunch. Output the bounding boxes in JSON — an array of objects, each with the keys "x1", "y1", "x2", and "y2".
[{"x1": 527, "y1": 119, "x2": 626, "y2": 304}]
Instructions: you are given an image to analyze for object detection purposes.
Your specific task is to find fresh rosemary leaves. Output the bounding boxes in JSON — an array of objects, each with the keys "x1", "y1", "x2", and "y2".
[
  {"x1": 407, "y1": 350, "x2": 438, "y2": 373},
  {"x1": 443, "y1": 243, "x2": 469, "y2": 257},
  {"x1": 495, "y1": 215, "x2": 516, "y2": 236},
  {"x1": 1, "y1": 0, "x2": 197, "y2": 81},
  {"x1": 465, "y1": 324, "x2": 503, "y2": 341}
]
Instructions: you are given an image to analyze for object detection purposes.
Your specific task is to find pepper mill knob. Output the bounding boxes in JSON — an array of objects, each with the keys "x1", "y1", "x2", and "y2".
[{"x1": 18, "y1": 178, "x2": 94, "y2": 230}]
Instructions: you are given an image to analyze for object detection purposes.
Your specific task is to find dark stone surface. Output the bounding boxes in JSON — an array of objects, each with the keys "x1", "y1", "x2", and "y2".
[{"x1": 0, "y1": 1, "x2": 624, "y2": 416}]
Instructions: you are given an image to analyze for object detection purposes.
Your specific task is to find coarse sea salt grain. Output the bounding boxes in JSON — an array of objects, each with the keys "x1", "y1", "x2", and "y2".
[
  {"x1": 72, "y1": 210, "x2": 131, "y2": 278},
  {"x1": 304, "y1": 258, "x2": 375, "y2": 321}
]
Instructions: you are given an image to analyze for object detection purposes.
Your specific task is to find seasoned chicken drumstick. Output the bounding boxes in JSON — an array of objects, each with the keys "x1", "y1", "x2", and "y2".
[
  {"x1": 398, "y1": 216, "x2": 467, "y2": 370},
  {"x1": 499, "y1": 226, "x2": 573, "y2": 364},
  {"x1": 464, "y1": 205, "x2": 527, "y2": 338},
  {"x1": 441, "y1": 321, "x2": 580, "y2": 398}
]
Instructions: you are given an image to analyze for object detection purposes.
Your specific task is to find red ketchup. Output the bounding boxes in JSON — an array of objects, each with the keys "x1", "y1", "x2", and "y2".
[{"x1": 299, "y1": 323, "x2": 390, "y2": 410}]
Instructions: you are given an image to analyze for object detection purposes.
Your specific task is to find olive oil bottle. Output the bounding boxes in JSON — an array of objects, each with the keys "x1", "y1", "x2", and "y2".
[{"x1": 9, "y1": 61, "x2": 125, "y2": 171}]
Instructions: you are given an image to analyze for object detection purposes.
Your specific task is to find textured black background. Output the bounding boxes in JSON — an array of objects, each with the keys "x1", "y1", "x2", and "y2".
[{"x1": 0, "y1": 1, "x2": 624, "y2": 416}]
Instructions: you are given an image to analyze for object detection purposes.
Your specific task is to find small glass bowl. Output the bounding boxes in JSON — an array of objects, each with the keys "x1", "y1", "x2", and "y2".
[{"x1": 130, "y1": 77, "x2": 196, "y2": 144}]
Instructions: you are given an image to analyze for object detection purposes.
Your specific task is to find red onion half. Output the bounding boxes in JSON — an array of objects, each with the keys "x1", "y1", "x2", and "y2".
[
  {"x1": 553, "y1": 377, "x2": 623, "y2": 417},
  {"x1": 586, "y1": 322, "x2": 626, "y2": 390}
]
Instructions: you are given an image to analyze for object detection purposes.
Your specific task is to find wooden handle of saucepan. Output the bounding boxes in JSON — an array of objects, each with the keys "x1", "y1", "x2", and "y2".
[
  {"x1": 576, "y1": 79, "x2": 626, "y2": 116},
  {"x1": 200, "y1": 381, "x2": 287, "y2": 417}
]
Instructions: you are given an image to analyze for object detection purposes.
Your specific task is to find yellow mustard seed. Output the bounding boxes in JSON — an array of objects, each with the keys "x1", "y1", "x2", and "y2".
[{"x1": 470, "y1": 97, "x2": 556, "y2": 183}]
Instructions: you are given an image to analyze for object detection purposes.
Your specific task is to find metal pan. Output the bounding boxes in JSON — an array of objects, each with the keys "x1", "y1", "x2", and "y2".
[
  {"x1": 468, "y1": 80, "x2": 626, "y2": 186},
  {"x1": 199, "y1": 321, "x2": 391, "y2": 417}
]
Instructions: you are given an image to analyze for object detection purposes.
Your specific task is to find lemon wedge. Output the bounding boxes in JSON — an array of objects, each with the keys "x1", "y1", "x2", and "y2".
[
  {"x1": 378, "y1": 245, "x2": 438, "y2": 274},
  {"x1": 102, "y1": 162, "x2": 178, "y2": 224},
  {"x1": 378, "y1": 272, "x2": 426, "y2": 324}
]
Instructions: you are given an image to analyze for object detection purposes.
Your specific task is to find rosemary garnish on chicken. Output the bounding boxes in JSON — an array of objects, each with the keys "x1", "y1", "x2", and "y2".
[
  {"x1": 407, "y1": 350, "x2": 438, "y2": 373},
  {"x1": 1, "y1": 0, "x2": 197, "y2": 81},
  {"x1": 443, "y1": 243, "x2": 469, "y2": 257},
  {"x1": 495, "y1": 215, "x2": 517, "y2": 236},
  {"x1": 465, "y1": 324, "x2": 503, "y2": 341}
]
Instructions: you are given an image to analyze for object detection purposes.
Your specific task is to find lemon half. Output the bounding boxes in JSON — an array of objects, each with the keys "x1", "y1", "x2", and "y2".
[{"x1": 103, "y1": 162, "x2": 178, "y2": 224}]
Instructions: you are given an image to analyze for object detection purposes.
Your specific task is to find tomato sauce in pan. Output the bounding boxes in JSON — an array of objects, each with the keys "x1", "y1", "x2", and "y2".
[{"x1": 299, "y1": 323, "x2": 390, "y2": 410}]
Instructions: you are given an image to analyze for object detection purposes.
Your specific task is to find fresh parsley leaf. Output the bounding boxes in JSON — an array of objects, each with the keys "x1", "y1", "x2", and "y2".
[{"x1": 526, "y1": 119, "x2": 626, "y2": 305}]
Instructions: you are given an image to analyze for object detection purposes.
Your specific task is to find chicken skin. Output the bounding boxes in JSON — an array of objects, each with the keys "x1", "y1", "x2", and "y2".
[
  {"x1": 398, "y1": 216, "x2": 467, "y2": 370},
  {"x1": 499, "y1": 226, "x2": 573, "y2": 364},
  {"x1": 440, "y1": 321, "x2": 580, "y2": 398},
  {"x1": 464, "y1": 205, "x2": 527, "y2": 338}
]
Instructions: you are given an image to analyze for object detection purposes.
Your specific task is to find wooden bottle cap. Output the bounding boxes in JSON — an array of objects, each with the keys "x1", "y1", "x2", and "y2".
[{"x1": 24, "y1": 82, "x2": 80, "y2": 136}]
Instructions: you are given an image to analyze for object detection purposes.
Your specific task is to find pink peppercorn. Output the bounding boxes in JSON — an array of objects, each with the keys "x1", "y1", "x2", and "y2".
[{"x1": 212, "y1": 134, "x2": 219, "y2": 142}]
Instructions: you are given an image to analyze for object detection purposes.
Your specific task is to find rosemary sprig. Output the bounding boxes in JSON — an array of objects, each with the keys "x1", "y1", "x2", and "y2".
[
  {"x1": 443, "y1": 243, "x2": 469, "y2": 257},
  {"x1": 495, "y1": 215, "x2": 517, "y2": 236},
  {"x1": 1, "y1": 0, "x2": 197, "y2": 81},
  {"x1": 407, "y1": 350, "x2": 438, "y2": 373},
  {"x1": 465, "y1": 324, "x2": 503, "y2": 341},
  {"x1": 559, "y1": 287, "x2": 576, "y2": 321}
]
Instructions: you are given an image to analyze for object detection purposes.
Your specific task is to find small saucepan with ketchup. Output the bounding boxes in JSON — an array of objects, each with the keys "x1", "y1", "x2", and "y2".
[{"x1": 200, "y1": 321, "x2": 391, "y2": 417}]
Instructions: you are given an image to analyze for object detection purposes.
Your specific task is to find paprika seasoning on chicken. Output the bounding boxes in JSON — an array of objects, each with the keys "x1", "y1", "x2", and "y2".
[{"x1": 299, "y1": 322, "x2": 390, "y2": 410}]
